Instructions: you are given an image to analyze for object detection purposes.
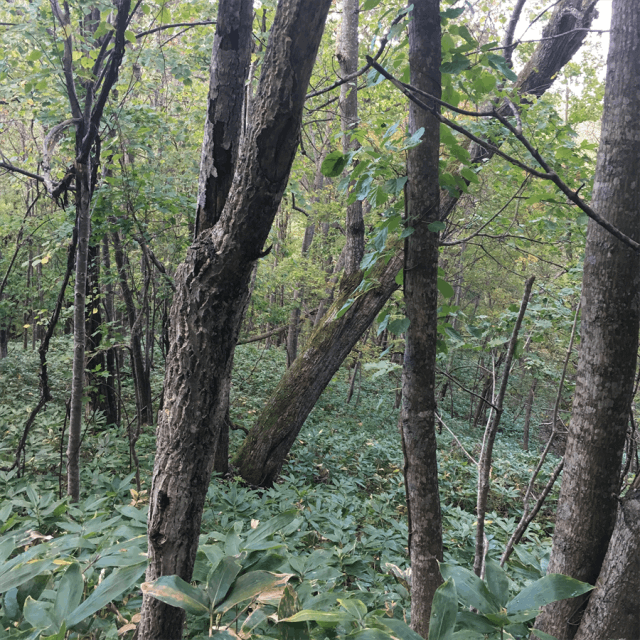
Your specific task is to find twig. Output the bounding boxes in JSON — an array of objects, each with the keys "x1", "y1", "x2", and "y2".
[{"x1": 435, "y1": 412, "x2": 478, "y2": 466}]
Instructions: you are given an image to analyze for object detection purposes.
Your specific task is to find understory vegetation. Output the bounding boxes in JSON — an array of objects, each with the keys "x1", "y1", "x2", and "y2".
[{"x1": 1, "y1": 340, "x2": 563, "y2": 639}]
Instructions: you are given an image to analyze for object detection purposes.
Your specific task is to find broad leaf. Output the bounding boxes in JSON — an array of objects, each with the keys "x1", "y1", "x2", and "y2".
[
  {"x1": 321, "y1": 151, "x2": 348, "y2": 177},
  {"x1": 506, "y1": 574, "x2": 593, "y2": 616},
  {"x1": 485, "y1": 559, "x2": 510, "y2": 608},
  {"x1": 215, "y1": 571, "x2": 292, "y2": 613},
  {"x1": 0, "y1": 558, "x2": 53, "y2": 593},
  {"x1": 66, "y1": 562, "x2": 147, "y2": 627},
  {"x1": 440, "y1": 564, "x2": 501, "y2": 614},
  {"x1": 207, "y1": 557, "x2": 242, "y2": 607},
  {"x1": 53, "y1": 562, "x2": 83, "y2": 626},
  {"x1": 428, "y1": 579, "x2": 457, "y2": 640},
  {"x1": 281, "y1": 609, "x2": 355, "y2": 625},
  {"x1": 141, "y1": 574, "x2": 210, "y2": 616}
]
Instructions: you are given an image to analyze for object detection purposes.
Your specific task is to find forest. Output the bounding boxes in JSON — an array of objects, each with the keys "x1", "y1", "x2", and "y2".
[{"x1": 0, "y1": 0, "x2": 638, "y2": 639}]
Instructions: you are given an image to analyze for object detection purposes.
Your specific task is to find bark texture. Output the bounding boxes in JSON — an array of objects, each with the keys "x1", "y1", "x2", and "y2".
[
  {"x1": 399, "y1": 1, "x2": 443, "y2": 635},
  {"x1": 138, "y1": 1, "x2": 332, "y2": 637},
  {"x1": 338, "y1": 0, "x2": 364, "y2": 275},
  {"x1": 536, "y1": 0, "x2": 640, "y2": 636},
  {"x1": 572, "y1": 484, "x2": 640, "y2": 640},
  {"x1": 234, "y1": 252, "x2": 402, "y2": 486},
  {"x1": 195, "y1": 0, "x2": 253, "y2": 236}
]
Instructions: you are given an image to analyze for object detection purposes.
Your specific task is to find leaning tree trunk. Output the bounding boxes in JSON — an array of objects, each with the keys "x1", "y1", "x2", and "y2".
[
  {"x1": 399, "y1": 1, "x2": 443, "y2": 635},
  {"x1": 234, "y1": 252, "x2": 402, "y2": 486},
  {"x1": 536, "y1": 0, "x2": 640, "y2": 636},
  {"x1": 234, "y1": 1, "x2": 602, "y2": 489},
  {"x1": 138, "y1": 1, "x2": 332, "y2": 638}
]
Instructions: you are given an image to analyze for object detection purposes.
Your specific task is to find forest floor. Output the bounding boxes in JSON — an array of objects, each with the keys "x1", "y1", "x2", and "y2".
[{"x1": 0, "y1": 338, "x2": 562, "y2": 638}]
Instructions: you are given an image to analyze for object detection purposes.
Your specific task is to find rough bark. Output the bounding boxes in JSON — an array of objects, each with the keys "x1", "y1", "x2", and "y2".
[
  {"x1": 399, "y1": 1, "x2": 443, "y2": 634},
  {"x1": 536, "y1": 0, "x2": 640, "y2": 636},
  {"x1": 138, "y1": 1, "x2": 332, "y2": 638},
  {"x1": 572, "y1": 483, "x2": 640, "y2": 640},
  {"x1": 195, "y1": 0, "x2": 253, "y2": 237},
  {"x1": 234, "y1": 252, "x2": 402, "y2": 486},
  {"x1": 338, "y1": 0, "x2": 364, "y2": 275}
]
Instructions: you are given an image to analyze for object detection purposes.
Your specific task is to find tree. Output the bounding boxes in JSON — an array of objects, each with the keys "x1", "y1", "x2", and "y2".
[
  {"x1": 398, "y1": 0, "x2": 443, "y2": 634},
  {"x1": 535, "y1": 0, "x2": 640, "y2": 637},
  {"x1": 234, "y1": 0, "x2": 601, "y2": 488},
  {"x1": 138, "y1": 1, "x2": 333, "y2": 637}
]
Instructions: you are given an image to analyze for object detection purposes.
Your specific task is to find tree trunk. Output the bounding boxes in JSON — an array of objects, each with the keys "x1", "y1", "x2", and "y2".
[
  {"x1": 338, "y1": 0, "x2": 364, "y2": 275},
  {"x1": 111, "y1": 230, "x2": 153, "y2": 426},
  {"x1": 67, "y1": 161, "x2": 91, "y2": 502},
  {"x1": 233, "y1": 252, "x2": 402, "y2": 487},
  {"x1": 138, "y1": 1, "x2": 332, "y2": 637},
  {"x1": 536, "y1": 0, "x2": 640, "y2": 636},
  {"x1": 399, "y1": 2, "x2": 443, "y2": 634},
  {"x1": 522, "y1": 377, "x2": 537, "y2": 451},
  {"x1": 572, "y1": 482, "x2": 640, "y2": 640}
]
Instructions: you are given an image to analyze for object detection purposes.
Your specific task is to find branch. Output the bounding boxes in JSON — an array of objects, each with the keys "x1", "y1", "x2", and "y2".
[
  {"x1": 42, "y1": 118, "x2": 79, "y2": 194},
  {"x1": 0, "y1": 160, "x2": 45, "y2": 183},
  {"x1": 305, "y1": 10, "x2": 407, "y2": 100},
  {"x1": 436, "y1": 367, "x2": 500, "y2": 412},
  {"x1": 237, "y1": 324, "x2": 290, "y2": 345},
  {"x1": 367, "y1": 57, "x2": 640, "y2": 253},
  {"x1": 135, "y1": 20, "x2": 216, "y2": 39},
  {"x1": 50, "y1": 0, "x2": 82, "y2": 120},
  {"x1": 436, "y1": 412, "x2": 478, "y2": 466},
  {"x1": 502, "y1": 0, "x2": 527, "y2": 66}
]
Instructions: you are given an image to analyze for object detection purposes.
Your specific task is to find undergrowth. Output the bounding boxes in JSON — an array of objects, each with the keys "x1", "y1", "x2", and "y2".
[{"x1": 0, "y1": 340, "x2": 561, "y2": 639}]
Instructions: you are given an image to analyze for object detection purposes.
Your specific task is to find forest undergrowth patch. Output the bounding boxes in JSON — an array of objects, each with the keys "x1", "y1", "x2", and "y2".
[{"x1": 0, "y1": 342, "x2": 561, "y2": 638}]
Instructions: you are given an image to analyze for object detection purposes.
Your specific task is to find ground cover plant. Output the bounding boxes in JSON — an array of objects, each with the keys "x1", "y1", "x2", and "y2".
[{"x1": 0, "y1": 341, "x2": 570, "y2": 639}]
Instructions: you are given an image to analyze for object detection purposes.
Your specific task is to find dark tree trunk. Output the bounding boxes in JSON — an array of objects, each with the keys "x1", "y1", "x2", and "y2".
[
  {"x1": 399, "y1": 1, "x2": 443, "y2": 634},
  {"x1": 536, "y1": 0, "x2": 640, "y2": 636},
  {"x1": 138, "y1": 1, "x2": 332, "y2": 637},
  {"x1": 233, "y1": 253, "x2": 402, "y2": 487}
]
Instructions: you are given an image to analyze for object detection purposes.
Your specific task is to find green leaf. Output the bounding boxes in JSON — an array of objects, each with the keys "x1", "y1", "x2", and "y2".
[
  {"x1": 206, "y1": 557, "x2": 242, "y2": 607},
  {"x1": 506, "y1": 574, "x2": 593, "y2": 616},
  {"x1": 377, "y1": 618, "x2": 424, "y2": 640},
  {"x1": 395, "y1": 270, "x2": 404, "y2": 286},
  {"x1": 66, "y1": 562, "x2": 146, "y2": 628},
  {"x1": 26, "y1": 50, "x2": 43, "y2": 62},
  {"x1": 338, "y1": 598, "x2": 367, "y2": 620},
  {"x1": 440, "y1": 564, "x2": 501, "y2": 614},
  {"x1": 428, "y1": 579, "x2": 457, "y2": 640},
  {"x1": 485, "y1": 559, "x2": 510, "y2": 608},
  {"x1": 53, "y1": 562, "x2": 83, "y2": 626},
  {"x1": 282, "y1": 609, "x2": 355, "y2": 625},
  {"x1": 215, "y1": 571, "x2": 291, "y2": 613},
  {"x1": 441, "y1": 7, "x2": 465, "y2": 20},
  {"x1": 141, "y1": 574, "x2": 210, "y2": 616},
  {"x1": 388, "y1": 318, "x2": 410, "y2": 335},
  {"x1": 23, "y1": 596, "x2": 54, "y2": 630},
  {"x1": 438, "y1": 278, "x2": 455, "y2": 299},
  {"x1": 244, "y1": 510, "x2": 297, "y2": 549},
  {"x1": 441, "y1": 55, "x2": 471, "y2": 75},
  {"x1": 486, "y1": 54, "x2": 518, "y2": 82},
  {"x1": 428, "y1": 221, "x2": 446, "y2": 232},
  {"x1": 530, "y1": 630, "x2": 560, "y2": 640},
  {"x1": 321, "y1": 151, "x2": 348, "y2": 177},
  {"x1": 348, "y1": 630, "x2": 393, "y2": 640},
  {"x1": 0, "y1": 558, "x2": 53, "y2": 593},
  {"x1": 125, "y1": 30, "x2": 137, "y2": 44},
  {"x1": 362, "y1": 0, "x2": 382, "y2": 9},
  {"x1": 455, "y1": 611, "x2": 498, "y2": 634}
]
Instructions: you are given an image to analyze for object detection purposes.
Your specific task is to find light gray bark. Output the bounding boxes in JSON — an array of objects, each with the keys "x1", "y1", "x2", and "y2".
[
  {"x1": 536, "y1": 0, "x2": 640, "y2": 636},
  {"x1": 338, "y1": 0, "x2": 364, "y2": 274},
  {"x1": 138, "y1": 1, "x2": 332, "y2": 637}
]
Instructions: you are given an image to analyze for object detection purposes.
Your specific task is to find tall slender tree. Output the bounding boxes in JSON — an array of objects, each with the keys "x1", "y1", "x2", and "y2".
[
  {"x1": 536, "y1": 0, "x2": 640, "y2": 637},
  {"x1": 399, "y1": 0, "x2": 443, "y2": 634}
]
